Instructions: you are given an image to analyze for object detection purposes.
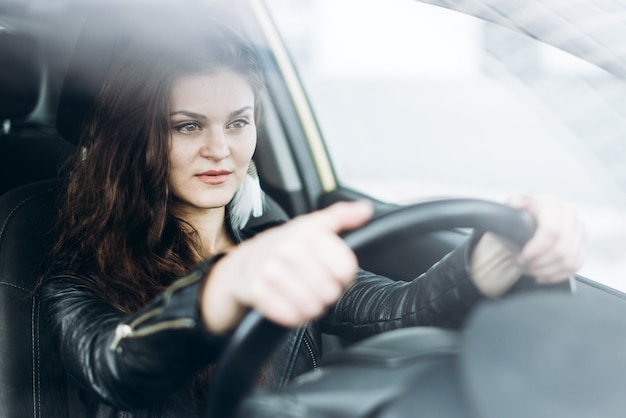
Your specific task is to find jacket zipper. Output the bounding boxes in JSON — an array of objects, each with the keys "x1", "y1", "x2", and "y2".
[
  {"x1": 303, "y1": 334, "x2": 318, "y2": 369},
  {"x1": 109, "y1": 270, "x2": 203, "y2": 352},
  {"x1": 110, "y1": 318, "x2": 196, "y2": 353}
]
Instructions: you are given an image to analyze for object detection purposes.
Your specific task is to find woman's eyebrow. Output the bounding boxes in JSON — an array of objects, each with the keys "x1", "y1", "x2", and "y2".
[
  {"x1": 229, "y1": 106, "x2": 253, "y2": 117},
  {"x1": 169, "y1": 107, "x2": 253, "y2": 119},
  {"x1": 169, "y1": 110, "x2": 207, "y2": 120}
]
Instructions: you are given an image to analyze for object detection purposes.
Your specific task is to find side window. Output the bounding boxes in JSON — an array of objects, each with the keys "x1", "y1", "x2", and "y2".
[{"x1": 266, "y1": 0, "x2": 626, "y2": 291}]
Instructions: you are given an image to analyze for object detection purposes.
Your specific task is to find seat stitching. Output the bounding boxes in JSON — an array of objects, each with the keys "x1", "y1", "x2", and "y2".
[
  {"x1": 0, "y1": 281, "x2": 30, "y2": 293},
  {"x1": 0, "y1": 190, "x2": 48, "y2": 245},
  {"x1": 35, "y1": 297, "x2": 41, "y2": 418},
  {"x1": 31, "y1": 297, "x2": 38, "y2": 418},
  {"x1": 0, "y1": 187, "x2": 52, "y2": 418}
]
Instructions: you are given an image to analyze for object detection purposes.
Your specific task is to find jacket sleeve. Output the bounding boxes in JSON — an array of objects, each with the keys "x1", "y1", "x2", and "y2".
[
  {"x1": 41, "y1": 256, "x2": 228, "y2": 410},
  {"x1": 320, "y1": 237, "x2": 485, "y2": 342}
]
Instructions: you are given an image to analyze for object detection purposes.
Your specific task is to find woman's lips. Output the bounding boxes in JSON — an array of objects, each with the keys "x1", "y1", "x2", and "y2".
[{"x1": 196, "y1": 170, "x2": 231, "y2": 185}]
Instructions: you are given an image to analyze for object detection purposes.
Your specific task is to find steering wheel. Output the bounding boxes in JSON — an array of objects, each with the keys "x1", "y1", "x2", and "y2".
[{"x1": 205, "y1": 198, "x2": 536, "y2": 418}]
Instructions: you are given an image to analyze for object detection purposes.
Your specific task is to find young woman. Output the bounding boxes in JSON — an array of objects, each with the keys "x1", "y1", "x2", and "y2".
[{"x1": 42, "y1": 17, "x2": 586, "y2": 417}]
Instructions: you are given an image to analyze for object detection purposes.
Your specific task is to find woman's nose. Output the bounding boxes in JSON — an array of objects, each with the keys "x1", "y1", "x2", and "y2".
[{"x1": 200, "y1": 130, "x2": 230, "y2": 160}]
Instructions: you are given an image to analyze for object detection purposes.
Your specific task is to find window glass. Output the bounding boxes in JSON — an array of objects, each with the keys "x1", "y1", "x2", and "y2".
[{"x1": 265, "y1": 0, "x2": 626, "y2": 292}]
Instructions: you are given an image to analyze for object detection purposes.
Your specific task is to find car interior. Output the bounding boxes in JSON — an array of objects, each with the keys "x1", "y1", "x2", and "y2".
[
  {"x1": 0, "y1": 2, "x2": 363, "y2": 415},
  {"x1": 0, "y1": 3, "x2": 477, "y2": 414},
  {"x1": 3, "y1": 1, "x2": 626, "y2": 417}
]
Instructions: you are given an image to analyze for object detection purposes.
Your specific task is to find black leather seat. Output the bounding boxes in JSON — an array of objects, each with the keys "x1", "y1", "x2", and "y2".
[
  {"x1": 0, "y1": 27, "x2": 152, "y2": 415},
  {"x1": 0, "y1": 29, "x2": 84, "y2": 418},
  {"x1": 0, "y1": 180, "x2": 86, "y2": 417}
]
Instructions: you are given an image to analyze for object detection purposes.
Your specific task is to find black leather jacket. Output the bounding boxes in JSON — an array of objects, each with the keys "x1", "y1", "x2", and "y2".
[{"x1": 42, "y1": 227, "x2": 486, "y2": 417}]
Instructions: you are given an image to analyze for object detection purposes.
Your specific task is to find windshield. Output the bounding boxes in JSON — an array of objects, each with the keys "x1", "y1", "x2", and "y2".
[{"x1": 265, "y1": 0, "x2": 626, "y2": 292}]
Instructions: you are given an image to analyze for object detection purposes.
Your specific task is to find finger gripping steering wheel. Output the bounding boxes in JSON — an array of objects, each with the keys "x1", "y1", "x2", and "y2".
[{"x1": 205, "y1": 198, "x2": 536, "y2": 418}]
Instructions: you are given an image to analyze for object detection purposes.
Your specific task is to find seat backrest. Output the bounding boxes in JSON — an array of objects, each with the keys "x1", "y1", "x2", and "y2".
[
  {"x1": 0, "y1": 180, "x2": 85, "y2": 417},
  {"x1": 0, "y1": 30, "x2": 82, "y2": 417}
]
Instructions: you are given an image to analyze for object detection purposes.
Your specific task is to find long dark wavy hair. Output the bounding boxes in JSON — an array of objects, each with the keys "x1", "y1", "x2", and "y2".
[{"x1": 47, "y1": 18, "x2": 265, "y2": 313}]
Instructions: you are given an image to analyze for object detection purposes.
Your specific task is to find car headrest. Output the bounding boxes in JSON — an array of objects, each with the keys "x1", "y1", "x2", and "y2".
[
  {"x1": 55, "y1": 3, "x2": 237, "y2": 145},
  {"x1": 0, "y1": 31, "x2": 41, "y2": 122},
  {"x1": 56, "y1": 15, "x2": 116, "y2": 144}
]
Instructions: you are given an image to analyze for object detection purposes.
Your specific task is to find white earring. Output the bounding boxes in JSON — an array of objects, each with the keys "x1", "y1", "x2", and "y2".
[{"x1": 228, "y1": 160, "x2": 265, "y2": 230}]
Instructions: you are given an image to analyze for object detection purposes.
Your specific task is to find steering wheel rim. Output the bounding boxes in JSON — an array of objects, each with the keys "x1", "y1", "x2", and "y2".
[{"x1": 205, "y1": 198, "x2": 536, "y2": 418}]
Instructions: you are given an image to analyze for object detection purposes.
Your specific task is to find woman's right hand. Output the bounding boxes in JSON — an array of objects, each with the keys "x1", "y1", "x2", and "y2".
[{"x1": 199, "y1": 201, "x2": 374, "y2": 334}]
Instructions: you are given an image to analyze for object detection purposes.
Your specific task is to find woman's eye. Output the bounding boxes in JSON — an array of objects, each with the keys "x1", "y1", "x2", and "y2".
[
  {"x1": 173, "y1": 122, "x2": 201, "y2": 134},
  {"x1": 227, "y1": 118, "x2": 249, "y2": 129}
]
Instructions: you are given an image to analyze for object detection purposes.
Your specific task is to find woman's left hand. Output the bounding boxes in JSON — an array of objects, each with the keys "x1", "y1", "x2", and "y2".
[{"x1": 470, "y1": 194, "x2": 587, "y2": 297}]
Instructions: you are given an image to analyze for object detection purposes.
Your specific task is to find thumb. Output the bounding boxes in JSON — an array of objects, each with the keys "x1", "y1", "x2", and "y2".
[{"x1": 304, "y1": 200, "x2": 374, "y2": 234}]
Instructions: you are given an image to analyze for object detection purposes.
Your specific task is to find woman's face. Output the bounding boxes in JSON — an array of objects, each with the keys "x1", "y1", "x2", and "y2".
[{"x1": 168, "y1": 70, "x2": 257, "y2": 216}]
